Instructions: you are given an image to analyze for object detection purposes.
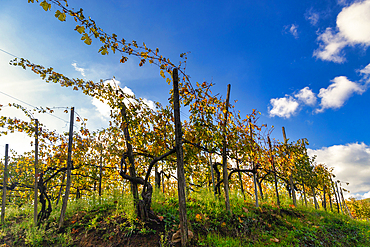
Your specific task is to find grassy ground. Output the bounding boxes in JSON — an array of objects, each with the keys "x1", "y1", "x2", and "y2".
[{"x1": 0, "y1": 189, "x2": 369, "y2": 246}]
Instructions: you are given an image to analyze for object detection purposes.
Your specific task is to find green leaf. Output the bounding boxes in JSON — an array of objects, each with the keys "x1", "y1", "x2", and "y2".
[{"x1": 40, "y1": 1, "x2": 51, "y2": 11}]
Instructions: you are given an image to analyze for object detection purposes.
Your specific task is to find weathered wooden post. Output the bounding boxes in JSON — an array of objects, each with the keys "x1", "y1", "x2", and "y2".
[
  {"x1": 331, "y1": 179, "x2": 340, "y2": 213},
  {"x1": 235, "y1": 151, "x2": 246, "y2": 201},
  {"x1": 323, "y1": 179, "x2": 327, "y2": 211},
  {"x1": 340, "y1": 186, "x2": 353, "y2": 218},
  {"x1": 34, "y1": 119, "x2": 39, "y2": 226},
  {"x1": 172, "y1": 68, "x2": 188, "y2": 246},
  {"x1": 268, "y1": 136, "x2": 280, "y2": 206},
  {"x1": 1, "y1": 144, "x2": 9, "y2": 225},
  {"x1": 282, "y1": 127, "x2": 297, "y2": 207},
  {"x1": 99, "y1": 146, "x2": 103, "y2": 197},
  {"x1": 301, "y1": 180, "x2": 308, "y2": 207},
  {"x1": 209, "y1": 153, "x2": 216, "y2": 197},
  {"x1": 335, "y1": 181, "x2": 343, "y2": 214},
  {"x1": 249, "y1": 119, "x2": 258, "y2": 207},
  {"x1": 311, "y1": 186, "x2": 319, "y2": 209},
  {"x1": 59, "y1": 107, "x2": 74, "y2": 229},
  {"x1": 222, "y1": 84, "x2": 231, "y2": 213}
]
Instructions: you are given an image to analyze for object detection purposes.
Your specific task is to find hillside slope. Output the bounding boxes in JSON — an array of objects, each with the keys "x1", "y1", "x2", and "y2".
[{"x1": 1, "y1": 190, "x2": 369, "y2": 246}]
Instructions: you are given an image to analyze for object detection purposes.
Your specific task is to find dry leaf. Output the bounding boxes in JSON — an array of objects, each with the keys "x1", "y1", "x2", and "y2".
[{"x1": 270, "y1": 237, "x2": 280, "y2": 243}]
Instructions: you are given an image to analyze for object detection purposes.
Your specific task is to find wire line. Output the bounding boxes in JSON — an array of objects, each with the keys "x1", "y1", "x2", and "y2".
[
  {"x1": 0, "y1": 48, "x2": 19, "y2": 58},
  {"x1": 0, "y1": 90, "x2": 70, "y2": 125}
]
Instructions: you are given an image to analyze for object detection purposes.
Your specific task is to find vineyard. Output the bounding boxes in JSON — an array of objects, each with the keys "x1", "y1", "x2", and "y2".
[{"x1": 1, "y1": 1, "x2": 370, "y2": 246}]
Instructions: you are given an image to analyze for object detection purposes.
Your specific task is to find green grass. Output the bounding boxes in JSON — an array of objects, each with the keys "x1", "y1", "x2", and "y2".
[{"x1": 1, "y1": 188, "x2": 369, "y2": 246}]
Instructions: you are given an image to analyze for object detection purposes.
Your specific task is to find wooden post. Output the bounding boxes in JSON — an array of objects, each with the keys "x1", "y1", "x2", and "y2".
[
  {"x1": 172, "y1": 68, "x2": 188, "y2": 246},
  {"x1": 335, "y1": 181, "x2": 343, "y2": 214},
  {"x1": 256, "y1": 169, "x2": 264, "y2": 200},
  {"x1": 340, "y1": 186, "x2": 353, "y2": 218},
  {"x1": 323, "y1": 180, "x2": 327, "y2": 211},
  {"x1": 282, "y1": 127, "x2": 297, "y2": 207},
  {"x1": 222, "y1": 84, "x2": 231, "y2": 213},
  {"x1": 268, "y1": 136, "x2": 280, "y2": 206},
  {"x1": 99, "y1": 147, "x2": 103, "y2": 197},
  {"x1": 209, "y1": 153, "x2": 216, "y2": 197},
  {"x1": 1, "y1": 144, "x2": 9, "y2": 225},
  {"x1": 235, "y1": 151, "x2": 246, "y2": 201},
  {"x1": 331, "y1": 180, "x2": 340, "y2": 213},
  {"x1": 155, "y1": 166, "x2": 161, "y2": 190},
  {"x1": 34, "y1": 119, "x2": 39, "y2": 226},
  {"x1": 250, "y1": 119, "x2": 258, "y2": 207},
  {"x1": 311, "y1": 186, "x2": 319, "y2": 209},
  {"x1": 56, "y1": 171, "x2": 66, "y2": 205},
  {"x1": 302, "y1": 181, "x2": 308, "y2": 207},
  {"x1": 162, "y1": 168, "x2": 165, "y2": 194},
  {"x1": 59, "y1": 107, "x2": 74, "y2": 229},
  {"x1": 328, "y1": 187, "x2": 333, "y2": 212}
]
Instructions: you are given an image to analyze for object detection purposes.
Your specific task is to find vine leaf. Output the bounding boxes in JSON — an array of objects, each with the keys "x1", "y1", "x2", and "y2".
[
  {"x1": 40, "y1": 1, "x2": 51, "y2": 11},
  {"x1": 55, "y1": 10, "x2": 66, "y2": 22}
]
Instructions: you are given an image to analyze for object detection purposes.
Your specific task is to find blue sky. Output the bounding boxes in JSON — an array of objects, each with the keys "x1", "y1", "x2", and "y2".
[{"x1": 1, "y1": 0, "x2": 370, "y2": 198}]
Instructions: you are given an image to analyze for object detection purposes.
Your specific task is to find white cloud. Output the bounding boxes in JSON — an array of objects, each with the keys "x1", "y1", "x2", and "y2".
[
  {"x1": 268, "y1": 74, "x2": 368, "y2": 117},
  {"x1": 295, "y1": 87, "x2": 317, "y2": 106},
  {"x1": 285, "y1": 24, "x2": 299, "y2": 39},
  {"x1": 268, "y1": 86, "x2": 317, "y2": 118},
  {"x1": 358, "y1": 63, "x2": 370, "y2": 82},
  {"x1": 314, "y1": 0, "x2": 370, "y2": 62},
  {"x1": 316, "y1": 76, "x2": 364, "y2": 112},
  {"x1": 305, "y1": 8, "x2": 319, "y2": 26},
  {"x1": 337, "y1": 0, "x2": 348, "y2": 6},
  {"x1": 337, "y1": 1, "x2": 370, "y2": 44},
  {"x1": 308, "y1": 143, "x2": 370, "y2": 197},
  {"x1": 269, "y1": 96, "x2": 299, "y2": 118},
  {"x1": 143, "y1": 98, "x2": 155, "y2": 110},
  {"x1": 91, "y1": 79, "x2": 155, "y2": 119},
  {"x1": 71, "y1": 62, "x2": 86, "y2": 77},
  {"x1": 359, "y1": 63, "x2": 370, "y2": 75},
  {"x1": 313, "y1": 28, "x2": 348, "y2": 63},
  {"x1": 363, "y1": 191, "x2": 370, "y2": 198}
]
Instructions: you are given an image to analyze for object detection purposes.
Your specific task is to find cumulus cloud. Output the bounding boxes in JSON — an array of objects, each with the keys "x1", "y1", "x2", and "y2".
[
  {"x1": 314, "y1": 0, "x2": 370, "y2": 62},
  {"x1": 71, "y1": 62, "x2": 86, "y2": 77},
  {"x1": 92, "y1": 79, "x2": 155, "y2": 119},
  {"x1": 316, "y1": 76, "x2": 364, "y2": 112},
  {"x1": 268, "y1": 86, "x2": 317, "y2": 118},
  {"x1": 305, "y1": 8, "x2": 319, "y2": 26},
  {"x1": 359, "y1": 63, "x2": 370, "y2": 75},
  {"x1": 284, "y1": 24, "x2": 299, "y2": 39},
  {"x1": 143, "y1": 98, "x2": 155, "y2": 110},
  {"x1": 358, "y1": 63, "x2": 370, "y2": 82},
  {"x1": 313, "y1": 28, "x2": 348, "y2": 63},
  {"x1": 295, "y1": 87, "x2": 317, "y2": 106},
  {"x1": 269, "y1": 96, "x2": 299, "y2": 118},
  {"x1": 308, "y1": 143, "x2": 370, "y2": 198},
  {"x1": 268, "y1": 74, "x2": 367, "y2": 117}
]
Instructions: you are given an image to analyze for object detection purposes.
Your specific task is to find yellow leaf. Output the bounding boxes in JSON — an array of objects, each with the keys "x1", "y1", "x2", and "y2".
[
  {"x1": 75, "y1": 25, "x2": 85, "y2": 34},
  {"x1": 160, "y1": 70, "x2": 165, "y2": 79},
  {"x1": 81, "y1": 33, "x2": 92, "y2": 45},
  {"x1": 40, "y1": 1, "x2": 51, "y2": 11},
  {"x1": 55, "y1": 10, "x2": 66, "y2": 21}
]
